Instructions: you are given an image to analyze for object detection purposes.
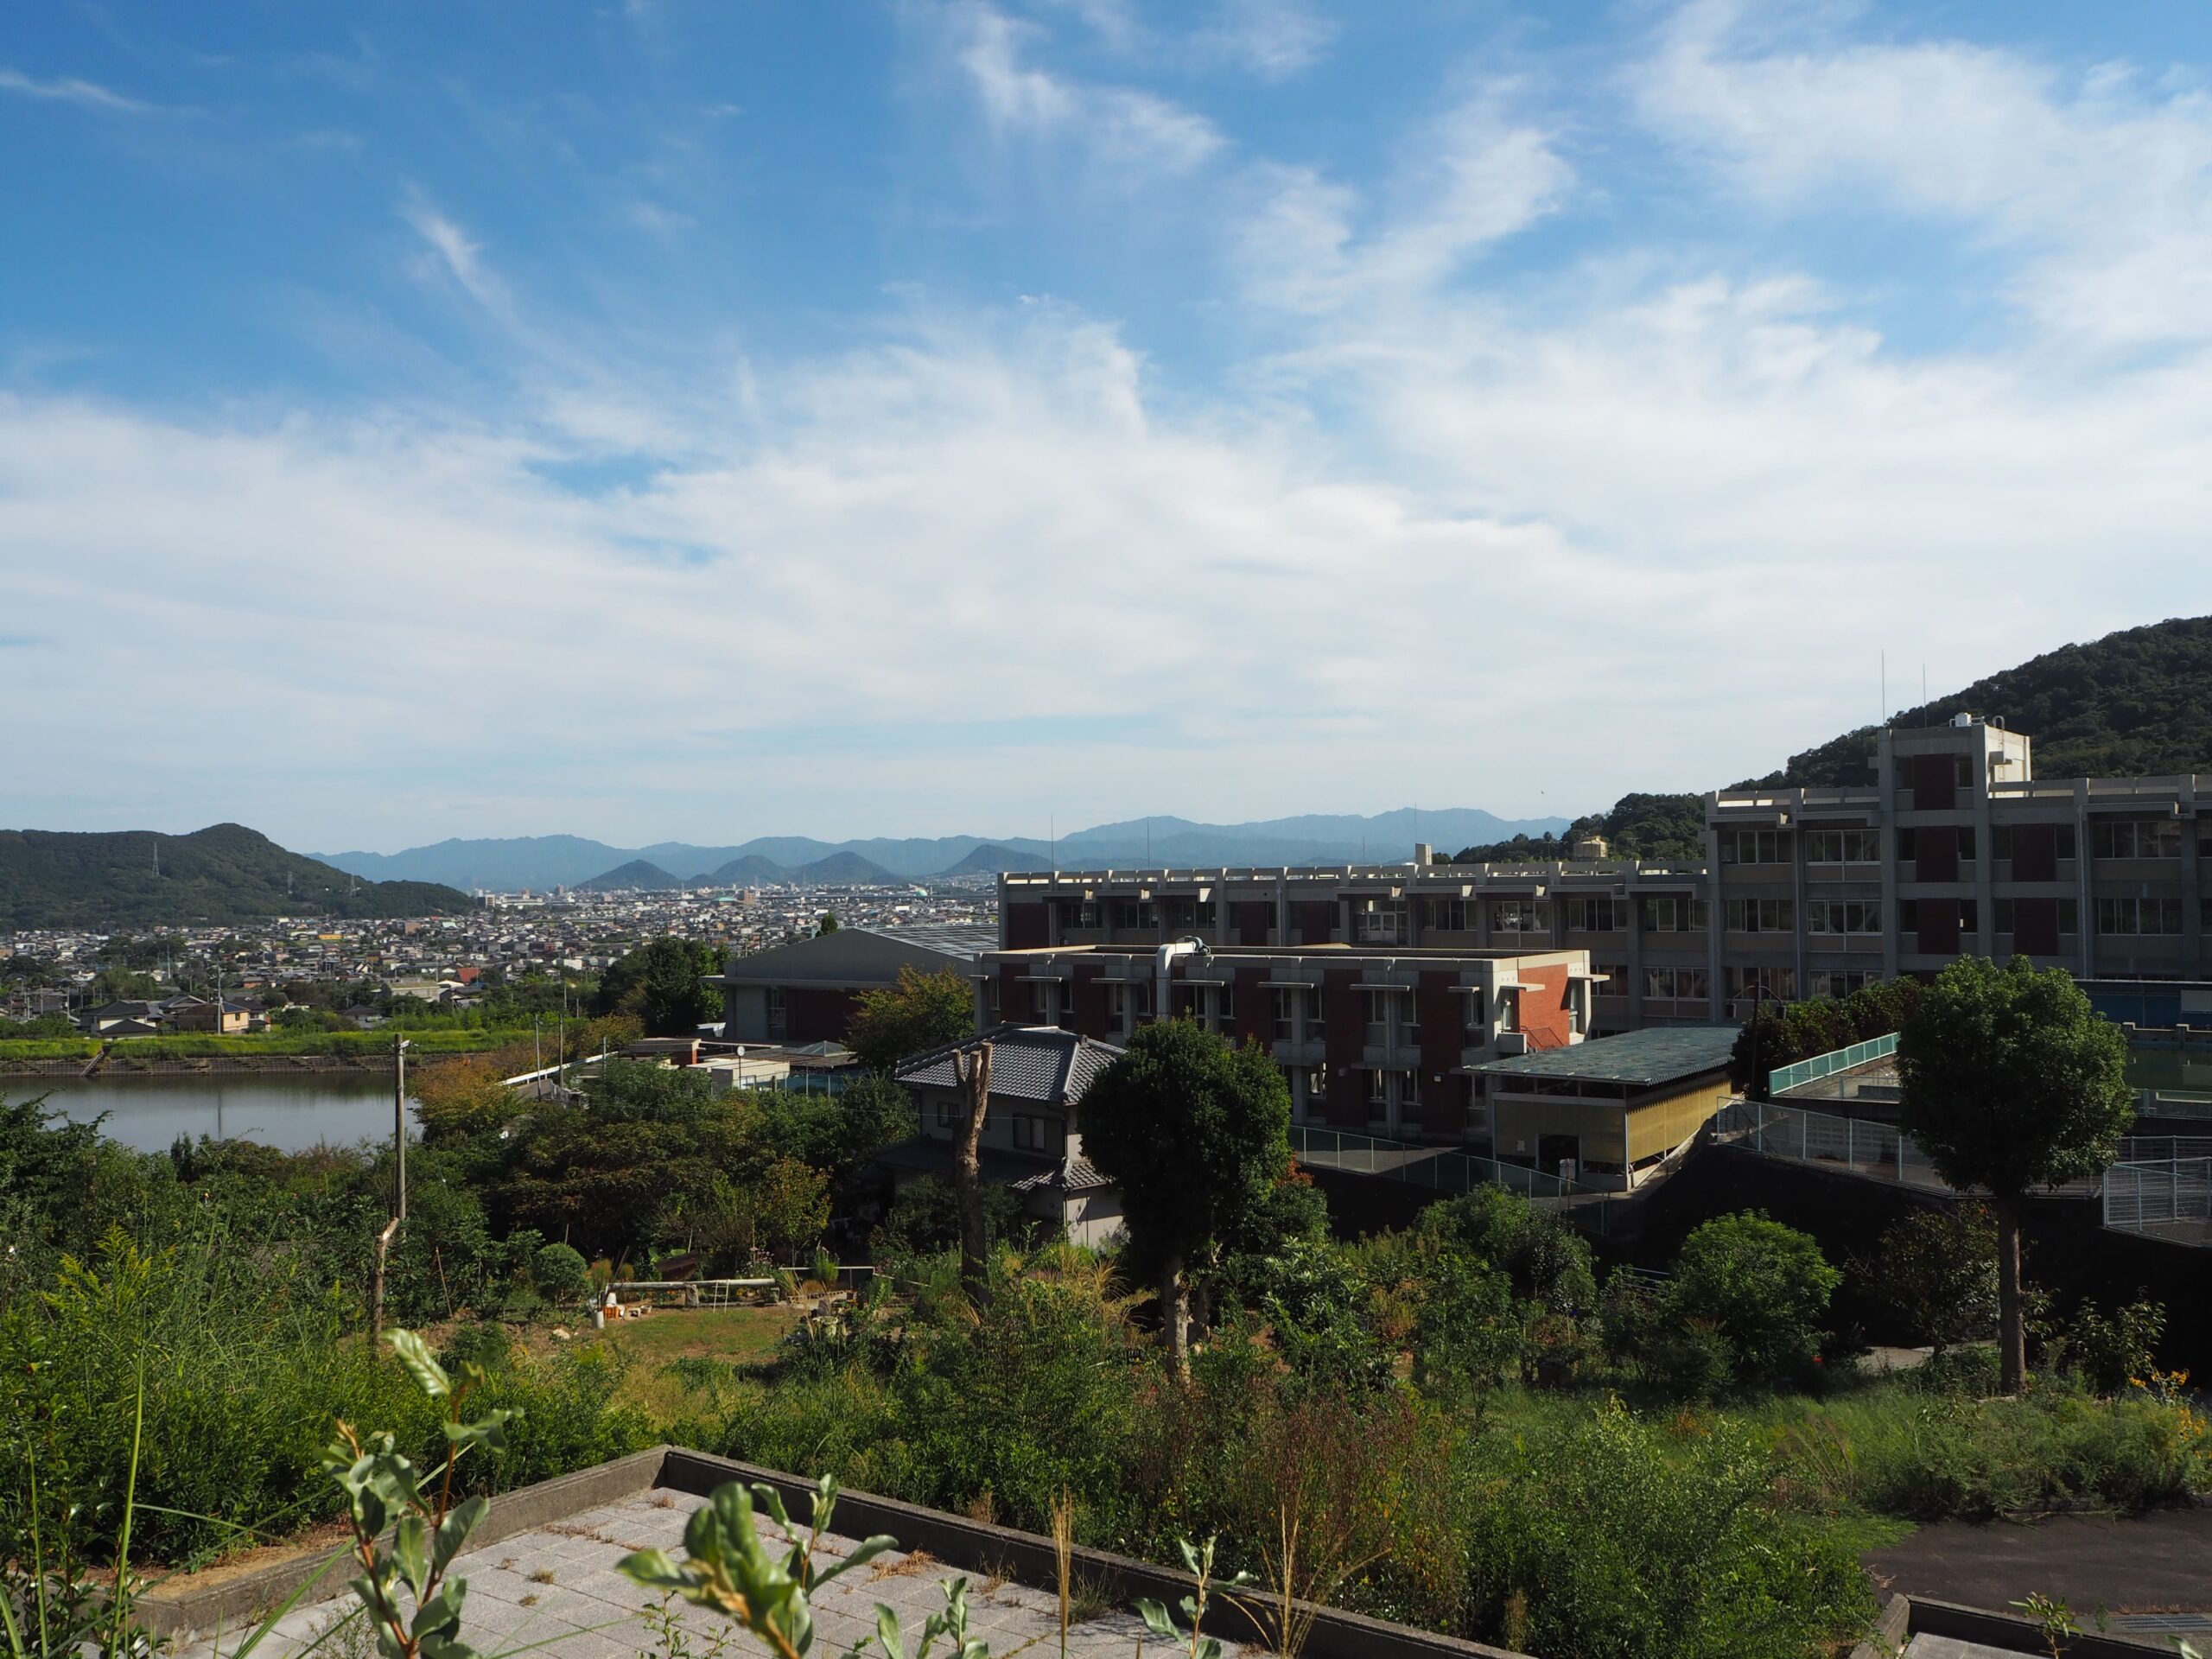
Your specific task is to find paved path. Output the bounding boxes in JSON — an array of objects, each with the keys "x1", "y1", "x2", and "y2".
[
  {"x1": 1864, "y1": 1510, "x2": 2212, "y2": 1624},
  {"x1": 181, "y1": 1491, "x2": 1231, "y2": 1658}
]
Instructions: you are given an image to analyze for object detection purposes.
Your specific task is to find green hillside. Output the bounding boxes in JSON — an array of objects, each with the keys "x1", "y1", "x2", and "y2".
[
  {"x1": 0, "y1": 823, "x2": 470, "y2": 929},
  {"x1": 1753, "y1": 616, "x2": 2212, "y2": 788}
]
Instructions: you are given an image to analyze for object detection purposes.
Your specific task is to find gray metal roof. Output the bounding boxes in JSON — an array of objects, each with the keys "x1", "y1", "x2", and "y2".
[
  {"x1": 895, "y1": 1023, "x2": 1123, "y2": 1104},
  {"x1": 863, "y1": 924, "x2": 998, "y2": 962},
  {"x1": 1473, "y1": 1025, "x2": 1738, "y2": 1086}
]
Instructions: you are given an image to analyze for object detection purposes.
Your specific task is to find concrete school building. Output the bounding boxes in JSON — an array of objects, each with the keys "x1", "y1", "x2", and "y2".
[
  {"x1": 719, "y1": 923, "x2": 995, "y2": 1044},
  {"x1": 993, "y1": 713, "x2": 2212, "y2": 1034}
]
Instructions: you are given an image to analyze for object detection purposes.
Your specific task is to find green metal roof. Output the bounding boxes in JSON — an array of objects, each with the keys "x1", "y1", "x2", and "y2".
[{"x1": 1474, "y1": 1025, "x2": 1738, "y2": 1087}]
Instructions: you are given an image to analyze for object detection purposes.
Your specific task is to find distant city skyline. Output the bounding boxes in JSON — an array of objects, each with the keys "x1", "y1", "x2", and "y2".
[{"x1": 6, "y1": 2, "x2": 2212, "y2": 847}]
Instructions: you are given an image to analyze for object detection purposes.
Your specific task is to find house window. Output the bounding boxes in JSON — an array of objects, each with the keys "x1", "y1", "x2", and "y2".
[
  {"x1": 2097, "y1": 896, "x2": 2183, "y2": 935},
  {"x1": 1639, "y1": 896, "x2": 1708, "y2": 933},
  {"x1": 1805, "y1": 830, "x2": 1879, "y2": 864},
  {"x1": 1642, "y1": 967, "x2": 1710, "y2": 1001},
  {"x1": 1725, "y1": 965, "x2": 1797, "y2": 1001},
  {"x1": 1491, "y1": 899, "x2": 1550, "y2": 936},
  {"x1": 765, "y1": 987, "x2": 788, "y2": 1039},
  {"x1": 1807, "y1": 900, "x2": 1882, "y2": 936},
  {"x1": 1563, "y1": 896, "x2": 1624, "y2": 932},
  {"x1": 1718, "y1": 829, "x2": 1787, "y2": 865},
  {"x1": 2091, "y1": 820, "x2": 2184, "y2": 860},
  {"x1": 1809, "y1": 970, "x2": 1876, "y2": 999},
  {"x1": 935, "y1": 1099, "x2": 957, "y2": 1129},
  {"x1": 1726, "y1": 898, "x2": 1796, "y2": 933},
  {"x1": 1422, "y1": 897, "x2": 1470, "y2": 932},
  {"x1": 1011, "y1": 1115, "x2": 1050, "y2": 1152}
]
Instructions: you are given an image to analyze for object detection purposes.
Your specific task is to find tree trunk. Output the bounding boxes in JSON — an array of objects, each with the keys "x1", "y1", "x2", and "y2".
[
  {"x1": 1994, "y1": 1193, "x2": 2026, "y2": 1394},
  {"x1": 1160, "y1": 1250, "x2": 1190, "y2": 1379},
  {"x1": 954, "y1": 1044, "x2": 994, "y2": 1310}
]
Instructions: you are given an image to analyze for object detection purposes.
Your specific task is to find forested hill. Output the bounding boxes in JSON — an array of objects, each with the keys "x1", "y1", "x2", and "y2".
[
  {"x1": 1456, "y1": 618, "x2": 2212, "y2": 867},
  {"x1": 0, "y1": 823, "x2": 470, "y2": 929},
  {"x1": 1754, "y1": 616, "x2": 2212, "y2": 788}
]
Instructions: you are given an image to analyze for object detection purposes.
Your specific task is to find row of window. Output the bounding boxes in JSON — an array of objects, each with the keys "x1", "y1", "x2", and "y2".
[{"x1": 1597, "y1": 965, "x2": 1874, "y2": 1005}]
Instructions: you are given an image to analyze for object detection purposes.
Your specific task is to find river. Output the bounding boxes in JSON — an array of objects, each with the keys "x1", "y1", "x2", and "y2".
[{"x1": 17, "y1": 1073, "x2": 420, "y2": 1154}]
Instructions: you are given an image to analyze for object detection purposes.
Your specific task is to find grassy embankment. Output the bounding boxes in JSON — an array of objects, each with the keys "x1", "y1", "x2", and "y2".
[{"x1": 0, "y1": 1027, "x2": 539, "y2": 1065}]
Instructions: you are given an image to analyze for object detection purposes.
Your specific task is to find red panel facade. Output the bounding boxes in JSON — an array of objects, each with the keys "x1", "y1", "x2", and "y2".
[
  {"x1": 2012, "y1": 823, "x2": 2059, "y2": 882},
  {"x1": 998, "y1": 964, "x2": 1030, "y2": 1025},
  {"x1": 1911, "y1": 753, "x2": 1956, "y2": 810},
  {"x1": 783, "y1": 986, "x2": 861, "y2": 1044},
  {"x1": 1003, "y1": 901, "x2": 1050, "y2": 949},
  {"x1": 1322, "y1": 969, "x2": 1364, "y2": 1125},
  {"x1": 1416, "y1": 972, "x2": 1467, "y2": 1135},
  {"x1": 1916, "y1": 826, "x2": 1961, "y2": 882},
  {"x1": 1916, "y1": 898, "x2": 1962, "y2": 955},
  {"x1": 1230, "y1": 911, "x2": 1282, "y2": 946},
  {"x1": 1514, "y1": 964, "x2": 1576, "y2": 1049},
  {"x1": 1294, "y1": 900, "x2": 1336, "y2": 944},
  {"x1": 1233, "y1": 965, "x2": 1271, "y2": 1046},
  {"x1": 2012, "y1": 897, "x2": 2060, "y2": 956},
  {"x1": 1070, "y1": 965, "x2": 1108, "y2": 1038}
]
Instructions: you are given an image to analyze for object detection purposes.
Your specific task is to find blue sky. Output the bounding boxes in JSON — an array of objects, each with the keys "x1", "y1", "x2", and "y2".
[{"x1": 6, "y1": 1, "x2": 2212, "y2": 851}]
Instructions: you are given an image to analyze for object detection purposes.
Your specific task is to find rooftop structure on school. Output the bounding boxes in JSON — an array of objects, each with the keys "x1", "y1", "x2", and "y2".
[{"x1": 993, "y1": 715, "x2": 2212, "y2": 1033}]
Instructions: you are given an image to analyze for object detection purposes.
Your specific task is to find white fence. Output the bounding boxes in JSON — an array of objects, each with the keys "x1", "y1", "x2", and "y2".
[{"x1": 2102, "y1": 1159, "x2": 2212, "y2": 1237}]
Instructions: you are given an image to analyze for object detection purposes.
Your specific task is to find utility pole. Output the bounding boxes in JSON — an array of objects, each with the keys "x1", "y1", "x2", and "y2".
[{"x1": 394, "y1": 1034, "x2": 410, "y2": 1223}]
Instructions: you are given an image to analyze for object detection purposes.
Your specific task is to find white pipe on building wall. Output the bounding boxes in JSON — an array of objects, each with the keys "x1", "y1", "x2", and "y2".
[{"x1": 1155, "y1": 936, "x2": 1209, "y2": 1027}]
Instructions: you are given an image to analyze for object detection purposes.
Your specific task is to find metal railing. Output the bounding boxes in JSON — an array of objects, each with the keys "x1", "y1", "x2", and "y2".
[
  {"x1": 1289, "y1": 1123, "x2": 1578, "y2": 1199},
  {"x1": 1712, "y1": 1097, "x2": 1951, "y2": 1192},
  {"x1": 2102, "y1": 1159, "x2": 2212, "y2": 1241},
  {"x1": 1764, "y1": 1032, "x2": 1899, "y2": 1096}
]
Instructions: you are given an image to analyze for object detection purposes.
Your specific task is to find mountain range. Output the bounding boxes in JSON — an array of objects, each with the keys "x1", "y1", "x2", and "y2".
[
  {"x1": 312, "y1": 808, "x2": 1575, "y2": 891},
  {"x1": 0, "y1": 824, "x2": 469, "y2": 931}
]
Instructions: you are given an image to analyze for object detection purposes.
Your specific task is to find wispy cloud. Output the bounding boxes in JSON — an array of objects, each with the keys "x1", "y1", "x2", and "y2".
[
  {"x1": 0, "y1": 65, "x2": 156, "y2": 114},
  {"x1": 398, "y1": 195, "x2": 518, "y2": 322},
  {"x1": 953, "y1": 4, "x2": 1224, "y2": 175},
  {"x1": 1196, "y1": 0, "x2": 1335, "y2": 80}
]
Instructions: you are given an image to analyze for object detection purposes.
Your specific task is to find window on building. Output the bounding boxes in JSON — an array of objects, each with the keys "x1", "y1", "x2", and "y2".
[
  {"x1": 1365, "y1": 1068, "x2": 1389, "y2": 1107},
  {"x1": 1057, "y1": 900, "x2": 1099, "y2": 931},
  {"x1": 1959, "y1": 827, "x2": 1977, "y2": 862},
  {"x1": 1162, "y1": 896, "x2": 1200, "y2": 929},
  {"x1": 1029, "y1": 981, "x2": 1058, "y2": 1024},
  {"x1": 765, "y1": 987, "x2": 788, "y2": 1039},
  {"x1": 2097, "y1": 896, "x2": 2184, "y2": 935},
  {"x1": 1563, "y1": 896, "x2": 1624, "y2": 931},
  {"x1": 1805, "y1": 830, "x2": 1879, "y2": 864},
  {"x1": 1961, "y1": 899, "x2": 1980, "y2": 932},
  {"x1": 1273, "y1": 987, "x2": 1298, "y2": 1040},
  {"x1": 1422, "y1": 897, "x2": 1470, "y2": 932},
  {"x1": 2059, "y1": 899, "x2": 2079, "y2": 934},
  {"x1": 2091, "y1": 820, "x2": 2184, "y2": 860},
  {"x1": 1896, "y1": 829, "x2": 1917, "y2": 861},
  {"x1": 1363, "y1": 989, "x2": 1389, "y2": 1047},
  {"x1": 1639, "y1": 895, "x2": 1709, "y2": 933},
  {"x1": 1719, "y1": 828, "x2": 1787, "y2": 865},
  {"x1": 1955, "y1": 754, "x2": 1974, "y2": 788},
  {"x1": 1725, "y1": 965, "x2": 1798, "y2": 1001},
  {"x1": 1809, "y1": 970, "x2": 1876, "y2": 999},
  {"x1": 1110, "y1": 899, "x2": 1158, "y2": 931},
  {"x1": 1011, "y1": 1115, "x2": 1050, "y2": 1152},
  {"x1": 1643, "y1": 967, "x2": 1711, "y2": 1001},
  {"x1": 2057, "y1": 825, "x2": 2077, "y2": 859},
  {"x1": 1726, "y1": 898, "x2": 1796, "y2": 933},
  {"x1": 1402, "y1": 989, "x2": 1420, "y2": 1046},
  {"x1": 1593, "y1": 963, "x2": 1630, "y2": 998},
  {"x1": 1355, "y1": 899, "x2": 1408, "y2": 944},
  {"x1": 935, "y1": 1098, "x2": 957, "y2": 1130},
  {"x1": 1807, "y1": 899, "x2": 1882, "y2": 936},
  {"x1": 1218, "y1": 982, "x2": 1235, "y2": 1025}
]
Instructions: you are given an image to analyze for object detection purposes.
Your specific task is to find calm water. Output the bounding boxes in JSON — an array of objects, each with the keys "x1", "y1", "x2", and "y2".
[{"x1": 20, "y1": 1074, "x2": 420, "y2": 1153}]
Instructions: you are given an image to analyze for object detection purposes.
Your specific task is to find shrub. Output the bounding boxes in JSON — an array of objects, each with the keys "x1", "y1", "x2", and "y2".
[
  {"x1": 1459, "y1": 1402, "x2": 1875, "y2": 1657},
  {"x1": 531, "y1": 1242, "x2": 592, "y2": 1306},
  {"x1": 1665, "y1": 1213, "x2": 1840, "y2": 1390}
]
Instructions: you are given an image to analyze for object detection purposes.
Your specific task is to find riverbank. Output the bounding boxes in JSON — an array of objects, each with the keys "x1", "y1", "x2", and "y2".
[{"x1": 0, "y1": 1027, "x2": 534, "y2": 1078}]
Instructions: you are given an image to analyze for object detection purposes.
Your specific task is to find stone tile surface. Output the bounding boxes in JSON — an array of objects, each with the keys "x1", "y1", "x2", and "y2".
[{"x1": 178, "y1": 1491, "x2": 1253, "y2": 1658}]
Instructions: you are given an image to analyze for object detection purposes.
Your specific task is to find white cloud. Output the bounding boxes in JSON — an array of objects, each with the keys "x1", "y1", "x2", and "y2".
[
  {"x1": 0, "y1": 65, "x2": 156, "y2": 114},
  {"x1": 1196, "y1": 0, "x2": 1335, "y2": 80},
  {"x1": 953, "y1": 3, "x2": 1224, "y2": 175},
  {"x1": 1639, "y1": 0, "x2": 2212, "y2": 348}
]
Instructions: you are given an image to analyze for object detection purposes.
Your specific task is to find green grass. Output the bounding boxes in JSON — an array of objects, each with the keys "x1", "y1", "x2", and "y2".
[
  {"x1": 0, "y1": 1027, "x2": 537, "y2": 1065},
  {"x1": 561, "y1": 1305, "x2": 800, "y2": 1421}
]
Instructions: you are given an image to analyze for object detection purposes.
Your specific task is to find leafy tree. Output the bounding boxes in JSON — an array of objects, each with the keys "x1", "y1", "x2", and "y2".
[
  {"x1": 817, "y1": 911, "x2": 840, "y2": 935},
  {"x1": 1081, "y1": 1020, "x2": 1292, "y2": 1373},
  {"x1": 1665, "y1": 1212, "x2": 1841, "y2": 1389},
  {"x1": 1859, "y1": 1202, "x2": 1998, "y2": 1357},
  {"x1": 872, "y1": 1173, "x2": 1029, "y2": 1258},
  {"x1": 1897, "y1": 957, "x2": 2132, "y2": 1392},
  {"x1": 5, "y1": 1013, "x2": 78, "y2": 1039},
  {"x1": 1411, "y1": 1254, "x2": 1521, "y2": 1414},
  {"x1": 845, "y1": 965, "x2": 976, "y2": 1073},
  {"x1": 750, "y1": 1154, "x2": 831, "y2": 1262},
  {"x1": 594, "y1": 937, "x2": 728, "y2": 1036},
  {"x1": 531, "y1": 1241, "x2": 592, "y2": 1304},
  {"x1": 1417, "y1": 1184, "x2": 1595, "y2": 1315}
]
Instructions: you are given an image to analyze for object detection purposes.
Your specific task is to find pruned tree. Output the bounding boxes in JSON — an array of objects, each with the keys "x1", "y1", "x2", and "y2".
[
  {"x1": 952, "y1": 1041, "x2": 993, "y2": 1308},
  {"x1": 1897, "y1": 956, "x2": 2132, "y2": 1393},
  {"x1": 1080, "y1": 1020, "x2": 1293, "y2": 1376}
]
